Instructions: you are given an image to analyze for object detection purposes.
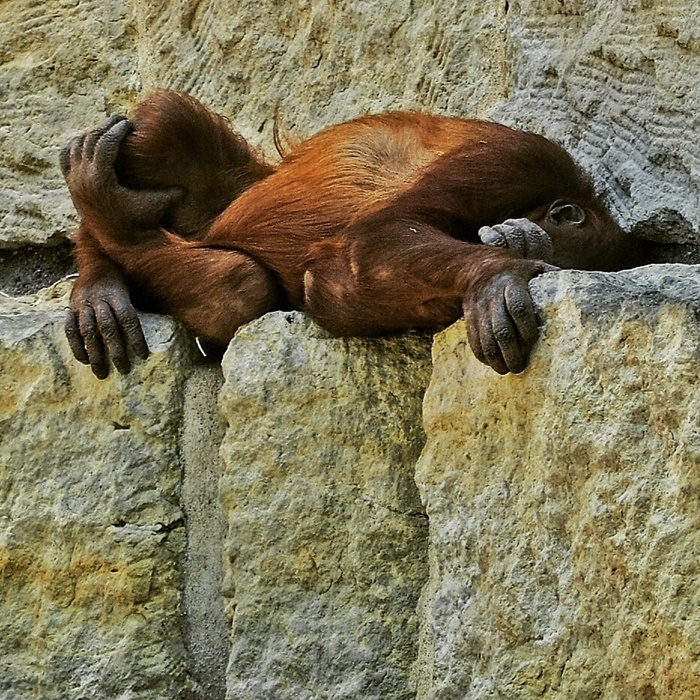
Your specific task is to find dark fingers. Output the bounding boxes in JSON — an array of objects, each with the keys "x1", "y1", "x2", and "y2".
[
  {"x1": 479, "y1": 219, "x2": 554, "y2": 261},
  {"x1": 65, "y1": 310, "x2": 90, "y2": 365},
  {"x1": 504, "y1": 281, "x2": 539, "y2": 349},
  {"x1": 94, "y1": 301, "x2": 130, "y2": 375},
  {"x1": 111, "y1": 301, "x2": 149, "y2": 361},
  {"x1": 83, "y1": 115, "x2": 127, "y2": 161},
  {"x1": 78, "y1": 306, "x2": 109, "y2": 379},
  {"x1": 59, "y1": 134, "x2": 85, "y2": 177}
]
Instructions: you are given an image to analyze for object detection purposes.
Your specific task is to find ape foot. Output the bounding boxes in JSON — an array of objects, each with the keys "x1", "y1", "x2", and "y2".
[
  {"x1": 463, "y1": 261, "x2": 557, "y2": 374},
  {"x1": 65, "y1": 274, "x2": 149, "y2": 379},
  {"x1": 60, "y1": 117, "x2": 183, "y2": 240},
  {"x1": 478, "y1": 218, "x2": 554, "y2": 261}
]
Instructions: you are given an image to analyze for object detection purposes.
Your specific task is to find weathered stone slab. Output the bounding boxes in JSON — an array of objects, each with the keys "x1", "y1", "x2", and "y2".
[
  {"x1": 0, "y1": 1, "x2": 139, "y2": 248},
  {"x1": 416, "y1": 264, "x2": 700, "y2": 700},
  {"x1": 0, "y1": 288, "x2": 194, "y2": 700},
  {"x1": 219, "y1": 311, "x2": 433, "y2": 700}
]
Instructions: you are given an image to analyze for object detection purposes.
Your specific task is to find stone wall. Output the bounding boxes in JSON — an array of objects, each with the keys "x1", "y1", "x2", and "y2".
[
  {"x1": 0, "y1": 297, "x2": 434, "y2": 700},
  {"x1": 1, "y1": 0, "x2": 699, "y2": 256},
  {"x1": 1, "y1": 0, "x2": 700, "y2": 698},
  {"x1": 2, "y1": 267, "x2": 699, "y2": 699},
  {"x1": 0, "y1": 288, "x2": 194, "y2": 699},
  {"x1": 416, "y1": 265, "x2": 700, "y2": 700},
  {"x1": 218, "y1": 314, "x2": 432, "y2": 700}
]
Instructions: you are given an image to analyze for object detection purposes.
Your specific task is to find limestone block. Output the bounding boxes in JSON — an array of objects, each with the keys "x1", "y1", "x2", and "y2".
[
  {"x1": 219, "y1": 311, "x2": 432, "y2": 700},
  {"x1": 130, "y1": 0, "x2": 510, "y2": 150},
  {"x1": 416, "y1": 264, "x2": 700, "y2": 700},
  {"x1": 0, "y1": 287, "x2": 194, "y2": 700}
]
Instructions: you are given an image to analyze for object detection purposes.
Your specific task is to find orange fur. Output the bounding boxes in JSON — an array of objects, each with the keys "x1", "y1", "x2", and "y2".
[{"x1": 64, "y1": 91, "x2": 647, "y2": 372}]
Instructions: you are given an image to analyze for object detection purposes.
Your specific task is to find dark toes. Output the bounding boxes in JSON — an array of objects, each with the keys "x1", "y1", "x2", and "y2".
[
  {"x1": 78, "y1": 307, "x2": 108, "y2": 378},
  {"x1": 465, "y1": 311, "x2": 483, "y2": 359},
  {"x1": 464, "y1": 271, "x2": 543, "y2": 374},
  {"x1": 94, "y1": 119, "x2": 133, "y2": 166},
  {"x1": 490, "y1": 310, "x2": 525, "y2": 374},
  {"x1": 504, "y1": 283, "x2": 538, "y2": 347},
  {"x1": 466, "y1": 296, "x2": 509, "y2": 375},
  {"x1": 479, "y1": 325, "x2": 509, "y2": 374},
  {"x1": 65, "y1": 310, "x2": 89, "y2": 365},
  {"x1": 116, "y1": 310, "x2": 149, "y2": 361},
  {"x1": 91, "y1": 360, "x2": 110, "y2": 380},
  {"x1": 94, "y1": 302, "x2": 130, "y2": 375}
]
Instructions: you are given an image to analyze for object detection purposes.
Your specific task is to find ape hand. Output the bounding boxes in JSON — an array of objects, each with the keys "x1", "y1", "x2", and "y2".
[
  {"x1": 478, "y1": 218, "x2": 553, "y2": 262},
  {"x1": 59, "y1": 116, "x2": 182, "y2": 237},
  {"x1": 463, "y1": 261, "x2": 556, "y2": 374},
  {"x1": 65, "y1": 274, "x2": 149, "y2": 379}
]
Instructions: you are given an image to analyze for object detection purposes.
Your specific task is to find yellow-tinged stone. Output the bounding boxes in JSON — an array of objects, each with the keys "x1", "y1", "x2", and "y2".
[
  {"x1": 0, "y1": 293, "x2": 194, "y2": 700},
  {"x1": 219, "y1": 311, "x2": 432, "y2": 700},
  {"x1": 415, "y1": 266, "x2": 700, "y2": 700}
]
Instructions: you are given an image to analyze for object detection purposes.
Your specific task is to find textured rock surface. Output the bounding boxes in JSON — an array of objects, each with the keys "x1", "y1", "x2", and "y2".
[
  {"x1": 492, "y1": 1, "x2": 700, "y2": 242},
  {"x1": 181, "y1": 366, "x2": 229, "y2": 700},
  {"x1": 0, "y1": 287, "x2": 195, "y2": 700},
  {"x1": 416, "y1": 264, "x2": 700, "y2": 700},
  {"x1": 4, "y1": 265, "x2": 700, "y2": 698},
  {"x1": 0, "y1": 0, "x2": 140, "y2": 248},
  {"x1": 219, "y1": 312, "x2": 432, "y2": 700},
  {"x1": 3, "y1": 0, "x2": 699, "y2": 250}
]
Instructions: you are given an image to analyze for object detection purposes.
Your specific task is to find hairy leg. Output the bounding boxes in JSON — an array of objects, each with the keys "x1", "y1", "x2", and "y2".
[
  {"x1": 119, "y1": 237, "x2": 284, "y2": 351},
  {"x1": 60, "y1": 110, "x2": 279, "y2": 376},
  {"x1": 65, "y1": 226, "x2": 282, "y2": 377},
  {"x1": 302, "y1": 219, "x2": 556, "y2": 374}
]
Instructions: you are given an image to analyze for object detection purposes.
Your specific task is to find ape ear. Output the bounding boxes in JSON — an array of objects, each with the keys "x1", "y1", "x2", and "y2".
[{"x1": 546, "y1": 200, "x2": 586, "y2": 226}]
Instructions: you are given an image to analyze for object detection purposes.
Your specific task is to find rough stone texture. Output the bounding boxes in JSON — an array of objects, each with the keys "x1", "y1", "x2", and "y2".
[
  {"x1": 4, "y1": 0, "x2": 698, "y2": 252},
  {"x1": 0, "y1": 243, "x2": 76, "y2": 296},
  {"x1": 218, "y1": 312, "x2": 432, "y2": 700},
  {"x1": 181, "y1": 366, "x2": 229, "y2": 700},
  {"x1": 5, "y1": 267, "x2": 700, "y2": 699},
  {"x1": 492, "y1": 1, "x2": 700, "y2": 243},
  {"x1": 0, "y1": 0, "x2": 140, "y2": 248},
  {"x1": 415, "y1": 264, "x2": 700, "y2": 700},
  {"x1": 0, "y1": 285, "x2": 195, "y2": 700},
  {"x1": 129, "y1": 1, "x2": 510, "y2": 148}
]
